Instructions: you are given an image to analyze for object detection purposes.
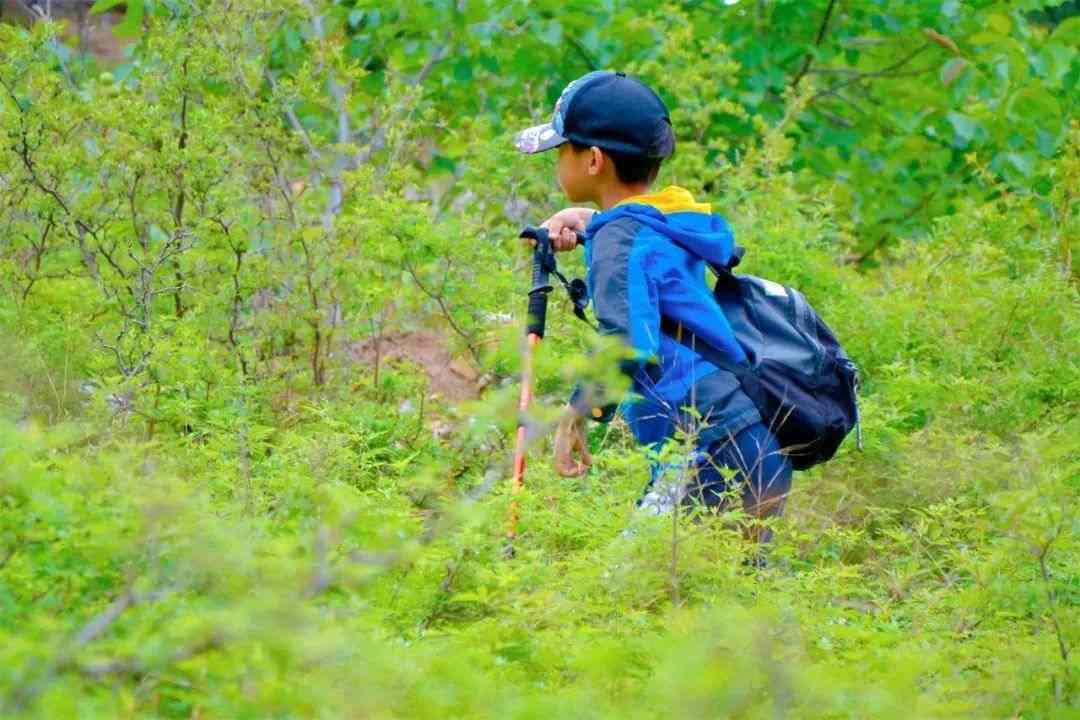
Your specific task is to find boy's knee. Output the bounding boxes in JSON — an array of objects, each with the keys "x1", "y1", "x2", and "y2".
[{"x1": 745, "y1": 491, "x2": 787, "y2": 520}]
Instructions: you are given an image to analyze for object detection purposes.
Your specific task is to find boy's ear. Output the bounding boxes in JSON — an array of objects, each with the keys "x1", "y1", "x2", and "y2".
[{"x1": 587, "y1": 146, "x2": 604, "y2": 176}]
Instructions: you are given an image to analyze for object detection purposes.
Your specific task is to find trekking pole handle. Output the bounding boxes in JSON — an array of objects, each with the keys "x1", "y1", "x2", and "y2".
[{"x1": 520, "y1": 226, "x2": 554, "y2": 338}]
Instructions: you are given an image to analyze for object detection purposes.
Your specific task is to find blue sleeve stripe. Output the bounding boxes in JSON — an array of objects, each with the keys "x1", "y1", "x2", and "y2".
[{"x1": 626, "y1": 242, "x2": 659, "y2": 359}]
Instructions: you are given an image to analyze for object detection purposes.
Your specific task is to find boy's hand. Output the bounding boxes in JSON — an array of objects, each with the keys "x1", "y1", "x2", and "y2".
[
  {"x1": 554, "y1": 407, "x2": 592, "y2": 477},
  {"x1": 542, "y1": 207, "x2": 596, "y2": 251}
]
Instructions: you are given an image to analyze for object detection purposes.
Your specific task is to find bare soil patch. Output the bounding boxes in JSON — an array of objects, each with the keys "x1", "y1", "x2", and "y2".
[
  {"x1": 2, "y1": 2, "x2": 132, "y2": 64},
  {"x1": 350, "y1": 331, "x2": 483, "y2": 403}
]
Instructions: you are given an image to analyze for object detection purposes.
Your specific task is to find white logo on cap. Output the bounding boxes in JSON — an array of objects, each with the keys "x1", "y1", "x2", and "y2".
[{"x1": 515, "y1": 126, "x2": 542, "y2": 153}]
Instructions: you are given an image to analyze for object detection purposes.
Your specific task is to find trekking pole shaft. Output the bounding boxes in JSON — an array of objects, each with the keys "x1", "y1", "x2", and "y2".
[
  {"x1": 506, "y1": 227, "x2": 553, "y2": 548},
  {"x1": 507, "y1": 332, "x2": 539, "y2": 542}
]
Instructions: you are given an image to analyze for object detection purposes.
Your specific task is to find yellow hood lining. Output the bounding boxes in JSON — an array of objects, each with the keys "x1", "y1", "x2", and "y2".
[{"x1": 614, "y1": 185, "x2": 711, "y2": 215}]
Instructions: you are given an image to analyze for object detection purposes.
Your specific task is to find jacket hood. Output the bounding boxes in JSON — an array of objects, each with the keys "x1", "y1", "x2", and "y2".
[{"x1": 587, "y1": 186, "x2": 736, "y2": 269}]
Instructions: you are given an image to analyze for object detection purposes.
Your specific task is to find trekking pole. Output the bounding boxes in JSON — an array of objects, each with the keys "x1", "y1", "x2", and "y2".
[{"x1": 505, "y1": 226, "x2": 555, "y2": 555}]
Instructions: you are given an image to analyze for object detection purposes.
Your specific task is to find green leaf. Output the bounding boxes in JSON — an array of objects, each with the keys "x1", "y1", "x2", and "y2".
[
  {"x1": 1050, "y1": 17, "x2": 1080, "y2": 46},
  {"x1": 537, "y1": 20, "x2": 563, "y2": 46},
  {"x1": 945, "y1": 111, "x2": 978, "y2": 149},
  {"x1": 431, "y1": 155, "x2": 456, "y2": 175},
  {"x1": 1035, "y1": 128, "x2": 1059, "y2": 158},
  {"x1": 90, "y1": 0, "x2": 124, "y2": 15},
  {"x1": 967, "y1": 31, "x2": 1001, "y2": 45},
  {"x1": 201, "y1": 77, "x2": 229, "y2": 96},
  {"x1": 114, "y1": 0, "x2": 145, "y2": 38},
  {"x1": 985, "y1": 13, "x2": 1012, "y2": 36},
  {"x1": 285, "y1": 26, "x2": 302, "y2": 52},
  {"x1": 452, "y1": 58, "x2": 473, "y2": 84},
  {"x1": 149, "y1": 225, "x2": 170, "y2": 245},
  {"x1": 1064, "y1": 57, "x2": 1080, "y2": 93},
  {"x1": 1006, "y1": 151, "x2": 1034, "y2": 176},
  {"x1": 1006, "y1": 87, "x2": 1062, "y2": 133},
  {"x1": 1036, "y1": 42, "x2": 1077, "y2": 86}
]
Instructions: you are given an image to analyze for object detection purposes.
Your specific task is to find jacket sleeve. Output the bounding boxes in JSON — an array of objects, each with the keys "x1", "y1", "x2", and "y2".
[{"x1": 570, "y1": 218, "x2": 661, "y2": 421}]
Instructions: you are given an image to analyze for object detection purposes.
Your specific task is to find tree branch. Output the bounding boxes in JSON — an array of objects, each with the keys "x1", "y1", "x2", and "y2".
[
  {"x1": 398, "y1": 249, "x2": 479, "y2": 364},
  {"x1": 413, "y1": 40, "x2": 450, "y2": 87},
  {"x1": 791, "y1": 0, "x2": 836, "y2": 88},
  {"x1": 1036, "y1": 531, "x2": 1071, "y2": 701},
  {"x1": 171, "y1": 56, "x2": 190, "y2": 318},
  {"x1": 810, "y1": 43, "x2": 931, "y2": 106},
  {"x1": 4, "y1": 586, "x2": 176, "y2": 713},
  {"x1": 78, "y1": 636, "x2": 222, "y2": 680}
]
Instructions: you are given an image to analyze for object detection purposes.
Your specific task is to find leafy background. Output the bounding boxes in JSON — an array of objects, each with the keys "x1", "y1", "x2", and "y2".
[{"x1": 0, "y1": 0, "x2": 1078, "y2": 717}]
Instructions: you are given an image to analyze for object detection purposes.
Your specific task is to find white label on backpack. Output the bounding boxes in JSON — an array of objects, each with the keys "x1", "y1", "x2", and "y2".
[{"x1": 758, "y1": 278, "x2": 788, "y2": 297}]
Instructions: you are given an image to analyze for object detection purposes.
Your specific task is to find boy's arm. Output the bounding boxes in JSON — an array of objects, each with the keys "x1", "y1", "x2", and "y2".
[{"x1": 570, "y1": 218, "x2": 659, "y2": 421}]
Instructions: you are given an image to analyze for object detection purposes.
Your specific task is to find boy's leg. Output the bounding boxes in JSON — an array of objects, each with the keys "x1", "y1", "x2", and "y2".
[
  {"x1": 638, "y1": 447, "x2": 708, "y2": 516},
  {"x1": 684, "y1": 423, "x2": 793, "y2": 541}
]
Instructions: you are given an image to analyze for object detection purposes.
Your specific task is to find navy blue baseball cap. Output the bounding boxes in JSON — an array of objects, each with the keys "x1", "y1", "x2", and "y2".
[{"x1": 514, "y1": 71, "x2": 674, "y2": 158}]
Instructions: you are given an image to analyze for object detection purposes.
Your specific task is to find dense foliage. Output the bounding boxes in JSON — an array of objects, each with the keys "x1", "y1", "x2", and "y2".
[{"x1": 1, "y1": 0, "x2": 1078, "y2": 717}]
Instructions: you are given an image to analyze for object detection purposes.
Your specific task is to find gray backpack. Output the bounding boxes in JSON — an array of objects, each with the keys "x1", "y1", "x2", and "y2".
[{"x1": 662, "y1": 251, "x2": 862, "y2": 470}]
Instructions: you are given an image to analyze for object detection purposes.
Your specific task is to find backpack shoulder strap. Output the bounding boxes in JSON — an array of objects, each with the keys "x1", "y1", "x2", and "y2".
[{"x1": 658, "y1": 244, "x2": 751, "y2": 376}]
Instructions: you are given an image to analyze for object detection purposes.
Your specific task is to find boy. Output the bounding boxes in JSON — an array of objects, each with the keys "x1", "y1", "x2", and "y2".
[{"x1": 514, "y1": 71, "x2": 792, "y2": 529}]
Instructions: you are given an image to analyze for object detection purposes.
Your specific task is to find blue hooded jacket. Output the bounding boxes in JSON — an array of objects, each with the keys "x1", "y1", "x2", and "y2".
[{"x1": 571, "y1": 186, "x2": 760, "y2": 450}]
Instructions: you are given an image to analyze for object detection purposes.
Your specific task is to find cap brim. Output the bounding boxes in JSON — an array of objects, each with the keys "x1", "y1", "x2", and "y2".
[{"x1": 514, "y1": 122, "x2": 567, "y2": 154}]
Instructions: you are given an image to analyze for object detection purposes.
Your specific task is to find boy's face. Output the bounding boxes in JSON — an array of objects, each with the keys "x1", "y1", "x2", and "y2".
[{"x1": 556, "y1": 144, "x2": 600, "y2": 204}]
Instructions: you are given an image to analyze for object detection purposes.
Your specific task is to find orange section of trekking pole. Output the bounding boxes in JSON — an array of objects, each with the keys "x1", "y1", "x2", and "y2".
[
  {"x1": 507, "y1": 332, "x2": 540, "y2": 543},
  {"x1": 507, "y1": 225, "x2": 553, "y2": 555}
]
